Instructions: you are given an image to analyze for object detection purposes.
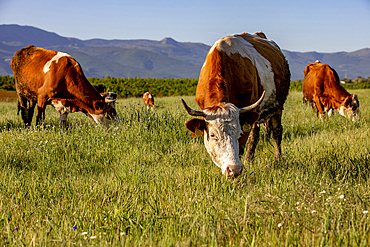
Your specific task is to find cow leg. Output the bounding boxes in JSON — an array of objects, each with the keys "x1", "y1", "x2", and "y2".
[
  {"x1": 18, "y1": 96, "x2": 33, "y2": 127},
  {"x1": 36, "y1": 96, "x2": 48, "y2": 125},
  {"x1": 269, "y1": 111, "x2": 283, "y2": 160},
  {"x1": 245, "y1": 123, "x2": 260, "y2": 161},
  {"x1": 28, "y1": 100, "x2": 37, "y2": 125},
  {"x1": 59, "y1": 113, "x2": 68, "y2": 126},
  {"x1": 313, "y1": 96, "x2": 325, "y2": 121},
  {"x1": 309, "y1": 102, "x2": 319, "y2": 118},
  {"x1": 238, "y1": 130, "x2": 251, "y2": 159}
]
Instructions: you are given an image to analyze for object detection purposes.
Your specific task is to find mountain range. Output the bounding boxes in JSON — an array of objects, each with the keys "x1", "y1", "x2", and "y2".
[{"x1": 1, "y1": 24, "x2": 369, "y2": 80}]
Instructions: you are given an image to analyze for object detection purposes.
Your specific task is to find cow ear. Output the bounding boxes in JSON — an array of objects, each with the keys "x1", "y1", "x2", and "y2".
[
  {"x1": 185, "y1": 118, "x2": 206, "y2": 137},
  {"x1": 240, "y1": 111, "x2": 260, "y2": 127},
  {"x1": 94, "y1": 101, "x2": 104, "y2": 110},
  {"x1": 343, "y1": 96, "x2": 351, "y2": 107}
]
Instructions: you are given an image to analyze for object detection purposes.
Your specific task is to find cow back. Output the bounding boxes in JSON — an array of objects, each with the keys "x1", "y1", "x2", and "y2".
[
  {"x1": 303, "y1": 62, "x2": 349, "y2": 103},
  {"x1": 196, "y1": 32, "x2": 290, "y2": 112}
]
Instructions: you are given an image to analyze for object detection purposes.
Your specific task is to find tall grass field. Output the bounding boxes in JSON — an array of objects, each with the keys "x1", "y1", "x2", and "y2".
[{"x1": 1, "y1": 90, "x2": 370, "y2": 246}]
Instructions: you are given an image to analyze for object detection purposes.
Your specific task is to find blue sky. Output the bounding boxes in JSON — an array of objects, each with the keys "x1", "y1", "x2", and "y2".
[{"x1": 1, "y1": 0, "x2": 369, "y2": 52}]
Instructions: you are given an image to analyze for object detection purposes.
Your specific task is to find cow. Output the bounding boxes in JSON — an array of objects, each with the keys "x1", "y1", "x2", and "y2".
[
  {"x1": 11, "y1": 45, "x2": 118, "y2": 127},
  {"x1": 181, "y1": 32, "x2": 290, "y2": 178},
  {"x1": 302, "y1": 60, "x2": 360, "y2": 122},
  {"x1": 143, "y1": 92, "x2": 154, "y2": 110}
]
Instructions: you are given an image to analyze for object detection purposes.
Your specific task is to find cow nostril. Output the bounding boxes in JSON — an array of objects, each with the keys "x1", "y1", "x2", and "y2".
[{"x1": 225, "y1": 166, "x2": 243, "y2": 178}]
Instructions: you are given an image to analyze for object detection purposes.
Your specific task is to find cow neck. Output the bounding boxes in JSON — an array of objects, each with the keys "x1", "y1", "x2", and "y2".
[
  {"x1": 65, "y1": 67, "x2": 105, "y2": 115},
  {"x1": 322, "y1": 66, "x2": 350, "y2": 101}
]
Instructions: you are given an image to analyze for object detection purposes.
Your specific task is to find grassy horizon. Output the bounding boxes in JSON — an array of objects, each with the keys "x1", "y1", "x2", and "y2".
[{"x1": 1, "y1": 90, "x2": 370, "y2": 246}]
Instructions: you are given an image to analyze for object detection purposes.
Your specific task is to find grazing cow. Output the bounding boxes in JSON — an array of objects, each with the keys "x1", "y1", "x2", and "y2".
[
  {"x1": 11, "y1": 45, "x2": 118, "y2": 127},
  {"x1": 181, "y1": 32, "x2": 290, "y2": 178},
  {"x1": 143, "y1": 92, "x2": 154, "y2": 110},
  {"x1": 303, "y1": 60, "x2": 360, "y2": 122}
]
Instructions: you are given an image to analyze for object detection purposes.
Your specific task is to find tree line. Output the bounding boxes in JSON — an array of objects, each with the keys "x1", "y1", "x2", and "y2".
[{"x1": 1, "y1": 75, "x2": 370, "y2": 97}]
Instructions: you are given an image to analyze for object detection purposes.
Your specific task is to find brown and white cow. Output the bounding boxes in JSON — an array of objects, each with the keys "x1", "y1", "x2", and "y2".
[
  {"x1": 181, "y1": 32, "x2": 290, "y2": 178},
  {"x1": 11, "y1": 45, "x2": 118, "y2": 127},
  {"x1": 143, "y1": 92, "x2": 154, "y2": 110},
  {"x1": 303, "y1": 60, "x2": 360, "y2": 122}
]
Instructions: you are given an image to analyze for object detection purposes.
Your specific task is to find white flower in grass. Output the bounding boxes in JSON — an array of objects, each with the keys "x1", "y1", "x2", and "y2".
[
  {"x1": 363, "y1": 210, "x2": 369, "y2": 214},
  {"x1": 90, "y1": 236, "x2": 97, "y2": 239},
  {"x1": 120, "y1": 232, "x2": 125, "y2": 236},
  {"x1": 311, "y1": 210, "x2": 317, "y2": 214},
  {"x1": 319, "y1": 190, "x2": 326, "y2": 194},
  {"x1": 81, "y1": 232, "x2": 88, "y2": 235},
  {"x1": 338, "y1": 195, "x2": 344, "y2": 199},
  {"x1": 277, "y1": 223, "x2": 283, "y2": 228}
]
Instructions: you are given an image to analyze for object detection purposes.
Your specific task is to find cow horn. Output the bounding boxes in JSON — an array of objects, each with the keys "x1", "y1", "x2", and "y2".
[
  {"x1": 181, "y1": 99, "x2": 206, "y2": 117},
  {"x1": 104, "y1": 97, "x2": 116, "y2": 103},
  {"x1": 239, "y1": 91, "x2": 265, "y2": 114}
]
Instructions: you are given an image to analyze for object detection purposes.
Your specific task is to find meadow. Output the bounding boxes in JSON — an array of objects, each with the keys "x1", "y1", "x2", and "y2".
[{"x1": 0, "y1": 90, "x2": 370, "y2": 246}]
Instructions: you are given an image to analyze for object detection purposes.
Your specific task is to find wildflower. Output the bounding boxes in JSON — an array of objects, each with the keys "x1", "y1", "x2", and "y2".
[
  {"x1": 277, "y1": 223, "x2": 283, "y2": 228},
  {"x1": 90, "y1": 236, "x2": 97, "y2": 239},
  {"x1": 82, "y1": 232, "x2": 88, "y2": 235},
  {"x1": 363, "y1": 210, "x2": 369, "y2": 214},
  {"x1": 319, "y1": 190, "x2": 326, "y2": 194},
  {"x1": 338, "y1": 195, "x2": 344, "y2": 199},
  {"x1": 120, "y1": 232, "x2": 125, "y2": 235},
  {"x1": 13, "y1": 227, "x2": 18, "y2": 231},
  {"x1": 311, "y1": 210, "x2": 317, "y2": 214},
  {"x1": 72, "y1": 226, "x2": 77, "y2": 230},
  {"x1": 129, "y1": 169, "x2": 133, "y2": 172}
]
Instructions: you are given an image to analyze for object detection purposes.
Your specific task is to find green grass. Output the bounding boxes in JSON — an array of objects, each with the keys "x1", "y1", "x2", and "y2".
[{"x1": 1, "y1": 90, "x2": 370, "y2": 246}]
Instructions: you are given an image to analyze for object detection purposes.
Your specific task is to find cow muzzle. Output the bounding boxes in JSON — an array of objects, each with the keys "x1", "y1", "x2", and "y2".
[{"x1": 224, "y1": 165, "x2": 243, "y2": 178}]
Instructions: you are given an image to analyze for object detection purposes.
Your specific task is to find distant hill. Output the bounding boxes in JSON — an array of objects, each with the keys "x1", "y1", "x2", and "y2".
[{"x1": 1, "y1": 24, "x2": 369, "y2": 80}]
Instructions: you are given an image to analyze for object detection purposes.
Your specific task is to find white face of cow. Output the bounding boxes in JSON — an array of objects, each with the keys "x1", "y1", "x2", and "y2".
[
  {"x1": 203, "y1": 104, "x2": 244, "y2": 177},
  {"x1": 181, "y1": 92, "x2": 265, "y2": 178},
  {"x1": 101, "y1": 92, "x2": 120, "y2": 122},
  {"x1": 90, "y1": 113, "x2": 114, "y2": 128}
]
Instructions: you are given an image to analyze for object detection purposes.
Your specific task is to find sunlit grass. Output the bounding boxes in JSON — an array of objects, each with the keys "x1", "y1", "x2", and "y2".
[{"x1": 1, "y1": 91, "x2": 370, "y2": 246}]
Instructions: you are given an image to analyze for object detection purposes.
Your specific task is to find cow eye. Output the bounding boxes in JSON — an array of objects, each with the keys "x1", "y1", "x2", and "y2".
[{"x1": 210, "y1": 133, "x2": 218, "y2": 140}]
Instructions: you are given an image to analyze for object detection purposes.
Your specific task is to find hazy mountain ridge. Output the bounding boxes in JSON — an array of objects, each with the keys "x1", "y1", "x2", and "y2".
[{"x1": 1, "y1": 24, "x2": 369, "y2": 80}]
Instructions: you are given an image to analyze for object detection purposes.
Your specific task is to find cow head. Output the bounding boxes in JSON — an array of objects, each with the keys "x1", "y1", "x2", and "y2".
[
  {"x1": 181, "y1": 92, "x2": 265, "y2": 178},
  {"x1": 339, "y1": 94, "x2": 360, "y2": 122},
  {"x1": 101, "y1": 92, "x2": 120, "y2": 122},
  {"x1": 90, "y1": 96, "x2": 118, "y2": 128}
]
